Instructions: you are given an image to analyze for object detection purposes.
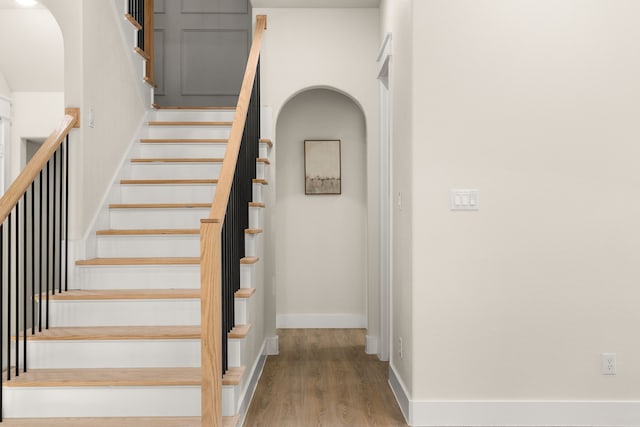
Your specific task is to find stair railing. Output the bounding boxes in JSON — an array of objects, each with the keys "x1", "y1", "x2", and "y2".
[
  {"x1": 126, "y1": 0, "x2": 155, "y2": 86},
  {"x1": 0, "y1": 110, "x2": 79, "y2": 421},
  {"x1": 200, "y1": 15, "x2": 266, "y2": 427}
]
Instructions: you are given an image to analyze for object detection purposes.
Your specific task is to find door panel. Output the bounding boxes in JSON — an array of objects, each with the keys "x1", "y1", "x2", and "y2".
[{"x1": 154, "y1": 0, "x2": 251, "y2": 107}]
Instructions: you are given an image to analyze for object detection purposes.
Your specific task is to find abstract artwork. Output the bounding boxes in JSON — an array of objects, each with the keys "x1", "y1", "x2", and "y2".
[{"x1": 304, "y1": 140, "x2": 341, "y2": 195}]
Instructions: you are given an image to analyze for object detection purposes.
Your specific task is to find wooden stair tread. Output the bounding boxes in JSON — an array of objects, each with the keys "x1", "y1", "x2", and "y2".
[
  {"x1": 259, "y1": 138, "x2": 273, "y2": 147},
  {"x1": 148, "y1": 121, "x2": 232, "y2": 126},
  {"x1": 109, "y1": 203, "x2": 210, "y2": 209},
  {"x1": 140, "y1": 138, "x2": 228, "y2": 143},
  {"x1": 131, "y1": 158, "x2": 224, "y2": 163},
  {"x1": 4, "y1": 368, "x2": 201, "y2": 387},
  {"x1": 153, "y1": 105, "x2": 235, "y2": 110},
  {"x1": 0, "y1": 416, "x2": 215, "y2": 427},
  {"x1": 120, "y1": 179, "x2": 218, "y2": 185},
  {"x1": 76, "y1": 257, "x2": 199, "y2": 266},
  {"x1": 222, "y1": 366, "x2": 245, "y2": 386},
  {"x1": 124, "y1": 13, "x2": 142, "y2": 30},
  {"x1": 257, "y1": 157, "x2": 270, "y2": 165},
  {"x1": 96, "y1": 229, "x2": 199, "y2": 236},
  {"x1": 26, "y1": 326, "x2": 201, "y2": 341},
  {"x1": 240, "y1": 256, "x2": 259, "y2": 265},
  {"x1": 235, "y1": 288, "x2": 256, "y2": 299},
  {"x1": 245, "y1": 228, "x2": 263, "y2": 235},
  {"x1": 249, "y1": 202, "x2": 265, "y2": 208},
  {"x1": 41, "y1": 289, "x2": 200, "y2": 301},
  {"x1": 228, "y1": 324, "x2": 251, "y2": 339},
  {"x1": 253, "y1": 178, "x2": 268, "y2": 185}
]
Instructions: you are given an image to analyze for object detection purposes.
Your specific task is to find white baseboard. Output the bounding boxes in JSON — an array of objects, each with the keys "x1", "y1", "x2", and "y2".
[
  {"x1": 365, "y1": 335, "x2": 378, "y2": 355},
  {"x1": 276, "y1": 313, "x2": 366, "y2": 329},
  {"x1": 265, "y1": 335, "x2": 279, "y2": 355},
  {"x1": 236, "y1": 339, "x2": 268, "y2": 427},
  {"x1": 389, "y1": 365, "x2": 640, "y2": 426}
]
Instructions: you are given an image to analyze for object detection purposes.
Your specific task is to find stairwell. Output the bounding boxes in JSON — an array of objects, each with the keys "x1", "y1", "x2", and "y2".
[{"x1": 1, "y1": 109, "x2": 272, "y2": 426}]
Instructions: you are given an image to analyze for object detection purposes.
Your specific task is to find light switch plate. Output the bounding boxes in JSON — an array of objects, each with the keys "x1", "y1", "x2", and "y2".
[{"x1": 450, "y1": 189, "x2": 479, "y2": 211}]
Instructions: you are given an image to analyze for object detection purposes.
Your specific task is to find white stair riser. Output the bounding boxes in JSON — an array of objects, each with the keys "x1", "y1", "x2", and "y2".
[
  {"x1": 120, "y1": 184, "x2": 216, "y2": 204},
  {"x1": 222, "y1": 384, "x2": 240, "y2": 417},
  {"x1": 253, "y1": 182, "x2": 264, "y2": 203},
  {"x1": 244, "y1": 233, "x2": 260, "y2": 258},
  {"x1": 149, "y1": 110, "x2": 235, "y2": 122},
  {"x1": 46, "y1": 299, "x2": 200, "y2": 327},
  {"x1": 256, "y1": 162, "x2": 267, "y2": 180},
  {"x1": 147, "y1": 126, "x2": 230, "y2": 139},
  {"x1": 240, "y1": 263, "x2": 255, "y2": 289},
  {"x1": 109, "y1": 208, "x2": 209, "y2": 229},
  {"x1": 227, "y1": 338, "x2": 245, "y2": 369},
  {"x1": 249, "y1": 206, "x2": 263, "y2": 229},
  {"x1": 139, "y1": 143, "x2": 226, "y2": 158},
  {"x1": 235, "y1": 297, "x2": 251, "y2": 325},
  {"x1": 96, "y1": 235, "x2": 199, "y2": 258},
  {"x1": 75, "y1": 265, "x2": 199, "y2": 290},
  {"x1": 129, "y1": 163, "x2": 221, "y2": 180},
  {"x1": 259, "y1": 142, "x2": 270, "y2": 159},
  {"x1": 15, "y1": 340, "x2": 199, "y2": 369},
  {"x1": 4, "y1": 386, "x2": 200, "y2": 418}
]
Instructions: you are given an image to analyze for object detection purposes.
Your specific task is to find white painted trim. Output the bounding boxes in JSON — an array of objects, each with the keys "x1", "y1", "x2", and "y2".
[
  {"x1": 389, "y1": 364, "x2": 411, "y2": 424},
  {"x1": 411, "y1": 401, "x2": 640, "y2": 427},
  {"x1": 236, "y1": 339, "x2": 268, "y2": 427},
  {"x1": 365, "y1": 335, "x2": 378, "y2": 355},
  {"x1": 377, "y1": 32, "x2": 393, "y2": 362},
  {"x1": 260, "y1": 105, "x2": 272, "y2": 140},
  {"x1": 389, "y1": 365, "x2": 640, "y2": 426},
  {"x1": 265, "y1": 335, "x2": 279, "y2": 355},
  {"x1": 276, "y1": 314, "x2": 366, "y2": 328}
]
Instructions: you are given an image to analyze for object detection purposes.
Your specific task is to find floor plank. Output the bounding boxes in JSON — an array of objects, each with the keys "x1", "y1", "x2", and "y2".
[{"x1": 244, "y1": 329, "x2": 407, "y2": 427}]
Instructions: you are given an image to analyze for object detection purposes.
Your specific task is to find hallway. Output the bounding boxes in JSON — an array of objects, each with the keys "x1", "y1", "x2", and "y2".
[{"x1": 244, "y1": 329, "x2": 407, "y2": 426}]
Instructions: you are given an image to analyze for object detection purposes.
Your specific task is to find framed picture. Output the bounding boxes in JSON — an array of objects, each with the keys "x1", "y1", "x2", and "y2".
[{"x1": 304, "y1": 139, "x2": 341, "y2": 195}]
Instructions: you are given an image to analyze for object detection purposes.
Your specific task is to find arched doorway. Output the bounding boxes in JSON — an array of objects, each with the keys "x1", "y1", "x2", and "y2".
[{"x1": 274, "y1": 87, "x2": 368, "y2": 328}]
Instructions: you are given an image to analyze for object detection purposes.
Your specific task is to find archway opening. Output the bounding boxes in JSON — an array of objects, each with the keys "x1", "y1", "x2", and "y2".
[{"x1": 274, "y1": 87, "x2": 368, "y2": 329}]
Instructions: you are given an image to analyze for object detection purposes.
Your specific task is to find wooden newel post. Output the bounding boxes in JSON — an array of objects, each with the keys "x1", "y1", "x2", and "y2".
[{"x1": 201, "y1": 220, "x2": 223, "y2": 427}]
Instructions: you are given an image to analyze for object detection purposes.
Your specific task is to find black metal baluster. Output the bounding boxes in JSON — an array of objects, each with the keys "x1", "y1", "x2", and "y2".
[
  {"x1": 44, "y1": 163, "x2": 49, "y2": 328},
  {"x1": 56, "y1": 148, "x2": 62, "y2": 294},
  {"x1": 7, "y1": 212, "x2": 11, "y2": 381},
  {"x1": 31, "y1": 182, "x2": 35, "y2": 335},
  {"x1": 64, "y1": 137, "x2": 69, "y2": 291},
  {"x1": 38, "y1": 170, "x2": 43, "y2": 332},
  {"x1": 15, "y1": 202, "x2": 19, "y2": 377},
  {"x1": 22, "y1": 193, "x2": 28, "y2": 372},
  {"x1": 52, "y1": 151, "x2": 58, "y2": 295}
]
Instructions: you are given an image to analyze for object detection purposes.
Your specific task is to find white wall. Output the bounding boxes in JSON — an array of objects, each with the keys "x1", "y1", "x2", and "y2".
[
  {"x1": 254, "y1": 7, "x2": 380, "y2": 339},
  {"x1": 275, "y1": 88, "x2": 367, "y2": 327},
  {"x1": 10, "y1": 92, "x2": 64, "y2": 178},
  {"x1": 0, "y1": 72, "x2": 11, "y2": 99},
  {"x1": 389, "y1": 0, "x2": 640, "y2": 424},
  {"x1": 41, "y1": 0, "x2": 147, "y2": 239}
]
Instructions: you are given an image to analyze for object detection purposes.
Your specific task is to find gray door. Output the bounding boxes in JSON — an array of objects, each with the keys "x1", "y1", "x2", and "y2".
[{"x1": 154, "y1": 0, "x2": 251, "y2": 107}]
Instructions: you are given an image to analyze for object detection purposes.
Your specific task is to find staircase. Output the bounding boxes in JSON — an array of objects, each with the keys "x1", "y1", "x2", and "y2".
[{"x1": 1, "y1": 108, "x2": 271, "y2": 426}]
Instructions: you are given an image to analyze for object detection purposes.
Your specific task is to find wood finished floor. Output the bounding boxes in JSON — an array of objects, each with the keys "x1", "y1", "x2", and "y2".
[{"x1": 244, "y1": 329, "x2": 407, "y2": 427}]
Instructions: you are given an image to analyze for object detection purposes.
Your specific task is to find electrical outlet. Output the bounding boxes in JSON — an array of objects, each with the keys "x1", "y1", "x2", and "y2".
[
  {"x1": 398, "y1": 337, "x2": 403, "y2": 359},
  {"x1": 602, "y1": 353, "x2": 616, "y2": 375}
]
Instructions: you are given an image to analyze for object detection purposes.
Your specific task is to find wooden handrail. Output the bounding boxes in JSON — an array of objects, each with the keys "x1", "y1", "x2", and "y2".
[
  {"x1": 143, "y1": 0, "x2": 155, "y2": 86},
  {"x1": 200, "y1": 15, "x2": 266, "y2": 427},
  {"x1": 0, "y1": 113, "x2": 77, "y2": 225},
  {"x1": 207, "y1": 15, "x2": 267, "y2": 223}
]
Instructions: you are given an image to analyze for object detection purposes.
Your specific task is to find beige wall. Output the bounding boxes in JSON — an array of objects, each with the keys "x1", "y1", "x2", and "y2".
[{"x1": 403, "y1": 0, "x2": 640, "y2": 406}]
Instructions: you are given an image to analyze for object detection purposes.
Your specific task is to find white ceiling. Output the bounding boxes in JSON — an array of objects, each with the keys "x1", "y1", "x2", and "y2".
[{"x1": 251, "y1": 0, "x2": 379, "y2": 8}]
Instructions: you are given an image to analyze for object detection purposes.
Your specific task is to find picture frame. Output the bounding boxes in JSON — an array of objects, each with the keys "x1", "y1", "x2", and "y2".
[{"x1": 304, "y1": 139, "x2": 341, "y2": 195}]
